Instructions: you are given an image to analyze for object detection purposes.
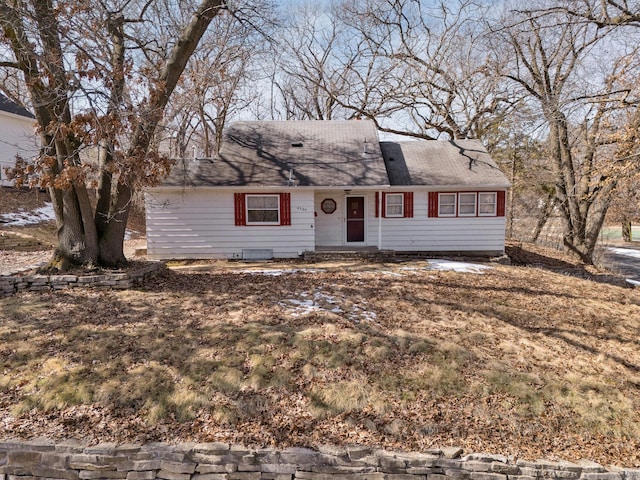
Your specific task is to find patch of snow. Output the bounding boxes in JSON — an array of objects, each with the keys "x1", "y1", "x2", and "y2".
[
  {"x1": 235, "y1": 268, "x2": 322, "y2": 276},
  {"x1": 279, "y1": 289, "x2": 381, "y2": 322},
  {"x1": 0, "y1": 202, "x2": 55, "y2": 226},
  {"x1": 349, "y1": 305, "x2": 377, "y2": 323},
  {"x1": 239, "y1": 269, "x2": 286, "y2": 276},
  {"x1": 284, "y1": 298, "x2": 318, "y2": 316},
  {"x1": 425, "y1": 259, "x2": 491, "y2": 274},
  {"x1": 607, "y1": 247, "x2": 640, "y2": 260}
]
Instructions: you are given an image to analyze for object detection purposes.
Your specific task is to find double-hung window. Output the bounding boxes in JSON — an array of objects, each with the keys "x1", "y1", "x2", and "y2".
[
  {"x1": 438, "y1": 193, "x2": 457, "y2": 217},
  {"x1": 429, "y1": 191, "x2": 505, "y2": 218},
  {"x1": 385, "y1": 193, "x2": 404, "y2": 217},
  {"x1": 246, "y1": 194, "x2": 280, "y2": 224},
  {"x1": 458, "y1": 193, "x2": 477, "y2": 216},
  {"x1": 478, "y1": 192, "x2": 497, "y2": 216}
]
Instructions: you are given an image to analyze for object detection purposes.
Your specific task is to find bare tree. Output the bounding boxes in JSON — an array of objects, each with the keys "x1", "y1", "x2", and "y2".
[
  {"x1": 0, "y1": 0, "x2": 226, "y2": 268},
  {"x1": 297, "y1": 0, "x2": 520, "y2": 140},
  {"x1": 270, "y1": 2, "x2": 361, "y2": 121},
  {"x1": 163, "y1": 6, "x2": 269, "y2": 157},
  {"x1": 496, "y1": 5, "x2": 640, "y2": 263},
  {"x1": 524, "y1": 0, "x2": 640, "y2": 28}
]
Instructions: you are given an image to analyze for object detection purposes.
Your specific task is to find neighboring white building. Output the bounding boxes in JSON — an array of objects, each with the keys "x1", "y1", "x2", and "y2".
[
  {"x1": 145, "y1": 120, "x2": 511, "y2": 260},
  {"x1": 0, "y1": 94, "x2": 38, "y2": 187}
]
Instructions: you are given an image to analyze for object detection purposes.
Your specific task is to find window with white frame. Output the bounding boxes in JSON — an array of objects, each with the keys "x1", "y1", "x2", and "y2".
[
  {"x1": 246, "y1": 194, "x2": 279, "y2": 224},
  {"x1": 385, "y1": 193, "x2": 404, "y2": 217},
  {"x1": 438, "y1": 193, "x2": 456, "y2": 216},
  {"x1": 458, "y1": 192, "x2": 477, "y2": 216},
  {"x1": 478, "y1": 192, "x2": 497, "y2": 216}
]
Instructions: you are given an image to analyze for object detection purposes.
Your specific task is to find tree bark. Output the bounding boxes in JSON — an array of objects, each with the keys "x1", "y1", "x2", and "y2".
[{"x1": 622, "y1": 219, "x2": 632, "y2": 242}]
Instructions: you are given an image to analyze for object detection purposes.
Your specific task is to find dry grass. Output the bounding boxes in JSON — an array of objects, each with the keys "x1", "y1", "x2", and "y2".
[{"x1": 1, "y1": 259, "x2": 640, "y2": 466}]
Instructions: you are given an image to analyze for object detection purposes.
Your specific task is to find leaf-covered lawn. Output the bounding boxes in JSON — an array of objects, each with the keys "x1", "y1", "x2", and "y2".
[{"x1": 1, "y1": 259, "x2": 640, "y2": 466}]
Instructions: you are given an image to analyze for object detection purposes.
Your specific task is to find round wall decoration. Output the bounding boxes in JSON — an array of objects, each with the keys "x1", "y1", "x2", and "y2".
[{"x1": 321, "y1": 198, "x2": 337, "y2": 214}]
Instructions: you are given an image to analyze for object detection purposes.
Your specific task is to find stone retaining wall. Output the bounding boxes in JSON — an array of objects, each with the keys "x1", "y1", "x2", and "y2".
[
  {"x1": 0, "y1": 262, "x2": 164, "y2": 296},
  {"x1": 0, "y1": 441, "x2": 638, "y2": 480}
]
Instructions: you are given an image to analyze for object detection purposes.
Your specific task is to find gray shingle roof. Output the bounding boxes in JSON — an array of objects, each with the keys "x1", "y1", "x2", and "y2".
[
  {"x1": 380, "y1": 139, "x2": 511, "y2": 188},
  {"x1": 0, "y1": 94, "x2": 34, "y2": 119},
  {"x1": 162, "y1": 120, "x2": 390, "y2": 188},
  {"x1": 159, "y1": 121, "x2": 510, "y2": 189}
]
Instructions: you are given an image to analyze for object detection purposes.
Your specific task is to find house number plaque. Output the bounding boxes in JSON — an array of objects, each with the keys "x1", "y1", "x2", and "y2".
[{"x1": 321, "y1": 198, "x2": 337, "y2": 214}]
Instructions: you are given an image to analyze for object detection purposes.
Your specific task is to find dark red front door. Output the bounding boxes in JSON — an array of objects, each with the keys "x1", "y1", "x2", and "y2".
[{"x1": 346, "y1": 196, "x2": 365, "y2": 242}]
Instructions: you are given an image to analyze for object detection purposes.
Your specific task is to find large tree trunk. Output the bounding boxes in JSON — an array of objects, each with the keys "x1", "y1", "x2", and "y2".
[
  {"x1": 94, "y1": 0, "x2": 226, "y2": 268},
  {"x1": 98, "y1": 182, "x2": 132, "y2": 267},
  {"x1": 544, "y1": 109, "x2": 614, "y2": 265},
  {"x1": 622, "y1": 219, "x2": 632, "y2": 242}
]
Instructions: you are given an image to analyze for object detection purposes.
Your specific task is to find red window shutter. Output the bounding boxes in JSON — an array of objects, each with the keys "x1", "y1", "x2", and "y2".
[
  {"x1": 381, "y1": 193, "x2": 387, "y2": 218},
  {"x1": 375, "y1": 192, "x2": 379, "y2": 218},
  {"x1": 428, "y1": 192, "x2": 439, "y2": 217},
  {"x1": 404, "y1": 192, "x2": 414, "y2": 218},
  {"x1": 234, "y1": 193, "x2": 246, "y2": 226},
  {"x1": 280, "y1": 192, "x2": 291, "y2": 225},
  {"x1": 497, "y1": 191, "x2": 506, "y2": 217}
]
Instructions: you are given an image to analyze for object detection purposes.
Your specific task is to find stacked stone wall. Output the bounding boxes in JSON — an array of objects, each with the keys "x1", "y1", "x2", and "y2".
[
  {"x1": 0, "y1": 262, "x2": 164, "y2": 296},
  {"x1": 0, "y1": 441, "x2": 638, "y2": 480}
]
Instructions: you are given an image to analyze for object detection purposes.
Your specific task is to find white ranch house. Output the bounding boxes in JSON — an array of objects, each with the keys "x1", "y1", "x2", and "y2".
[
  {"x1": 0, "y1": 94, "x2": 38, "y2": 187},
  {"x1": 145, "y1": 120, "x2": 511, "y2": 260}
]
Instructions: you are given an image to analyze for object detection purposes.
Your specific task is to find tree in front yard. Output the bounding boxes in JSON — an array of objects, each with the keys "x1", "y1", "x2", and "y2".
[{"x1": 0, "y1": 0, "x2": 225, "y2": 268}]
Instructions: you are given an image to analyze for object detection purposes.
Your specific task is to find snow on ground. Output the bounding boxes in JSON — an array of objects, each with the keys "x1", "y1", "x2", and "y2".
[
  {"x1": 0, "y1": 202, "x2": 55, "y2": 226},
  {"x1": 236, "y1": 268, "x2": 323, "y2": 276},
  {"x1": 236, "y1": 260, "x2": 491, "y2": 278},
  {"x1": 279, "y1": 289, "x2": 377, "y2": 323},
  {"x1": 607, "y1": 247, "x2": 640, "y2": 260},
  {"x1": 423, "y1": 259, "x2": 491, "y2": 274}
]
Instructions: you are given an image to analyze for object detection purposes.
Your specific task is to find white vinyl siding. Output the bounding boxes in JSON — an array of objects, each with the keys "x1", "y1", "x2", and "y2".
[
  {"x1": 146, "y1": 189, "x2": 314, "y2": 259},
  {"x1": 0, "y1": 112, "x2": 38, "y2": 187},
  {"x1": 146, "y1": 188, "x2": 507, "y2": 259},
  {"x1": 373, "y1": 191, "x2": 506, "y2": 254},
  {"x1": 314, "y1": 191, "x2": 345, "y2": 247}
]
